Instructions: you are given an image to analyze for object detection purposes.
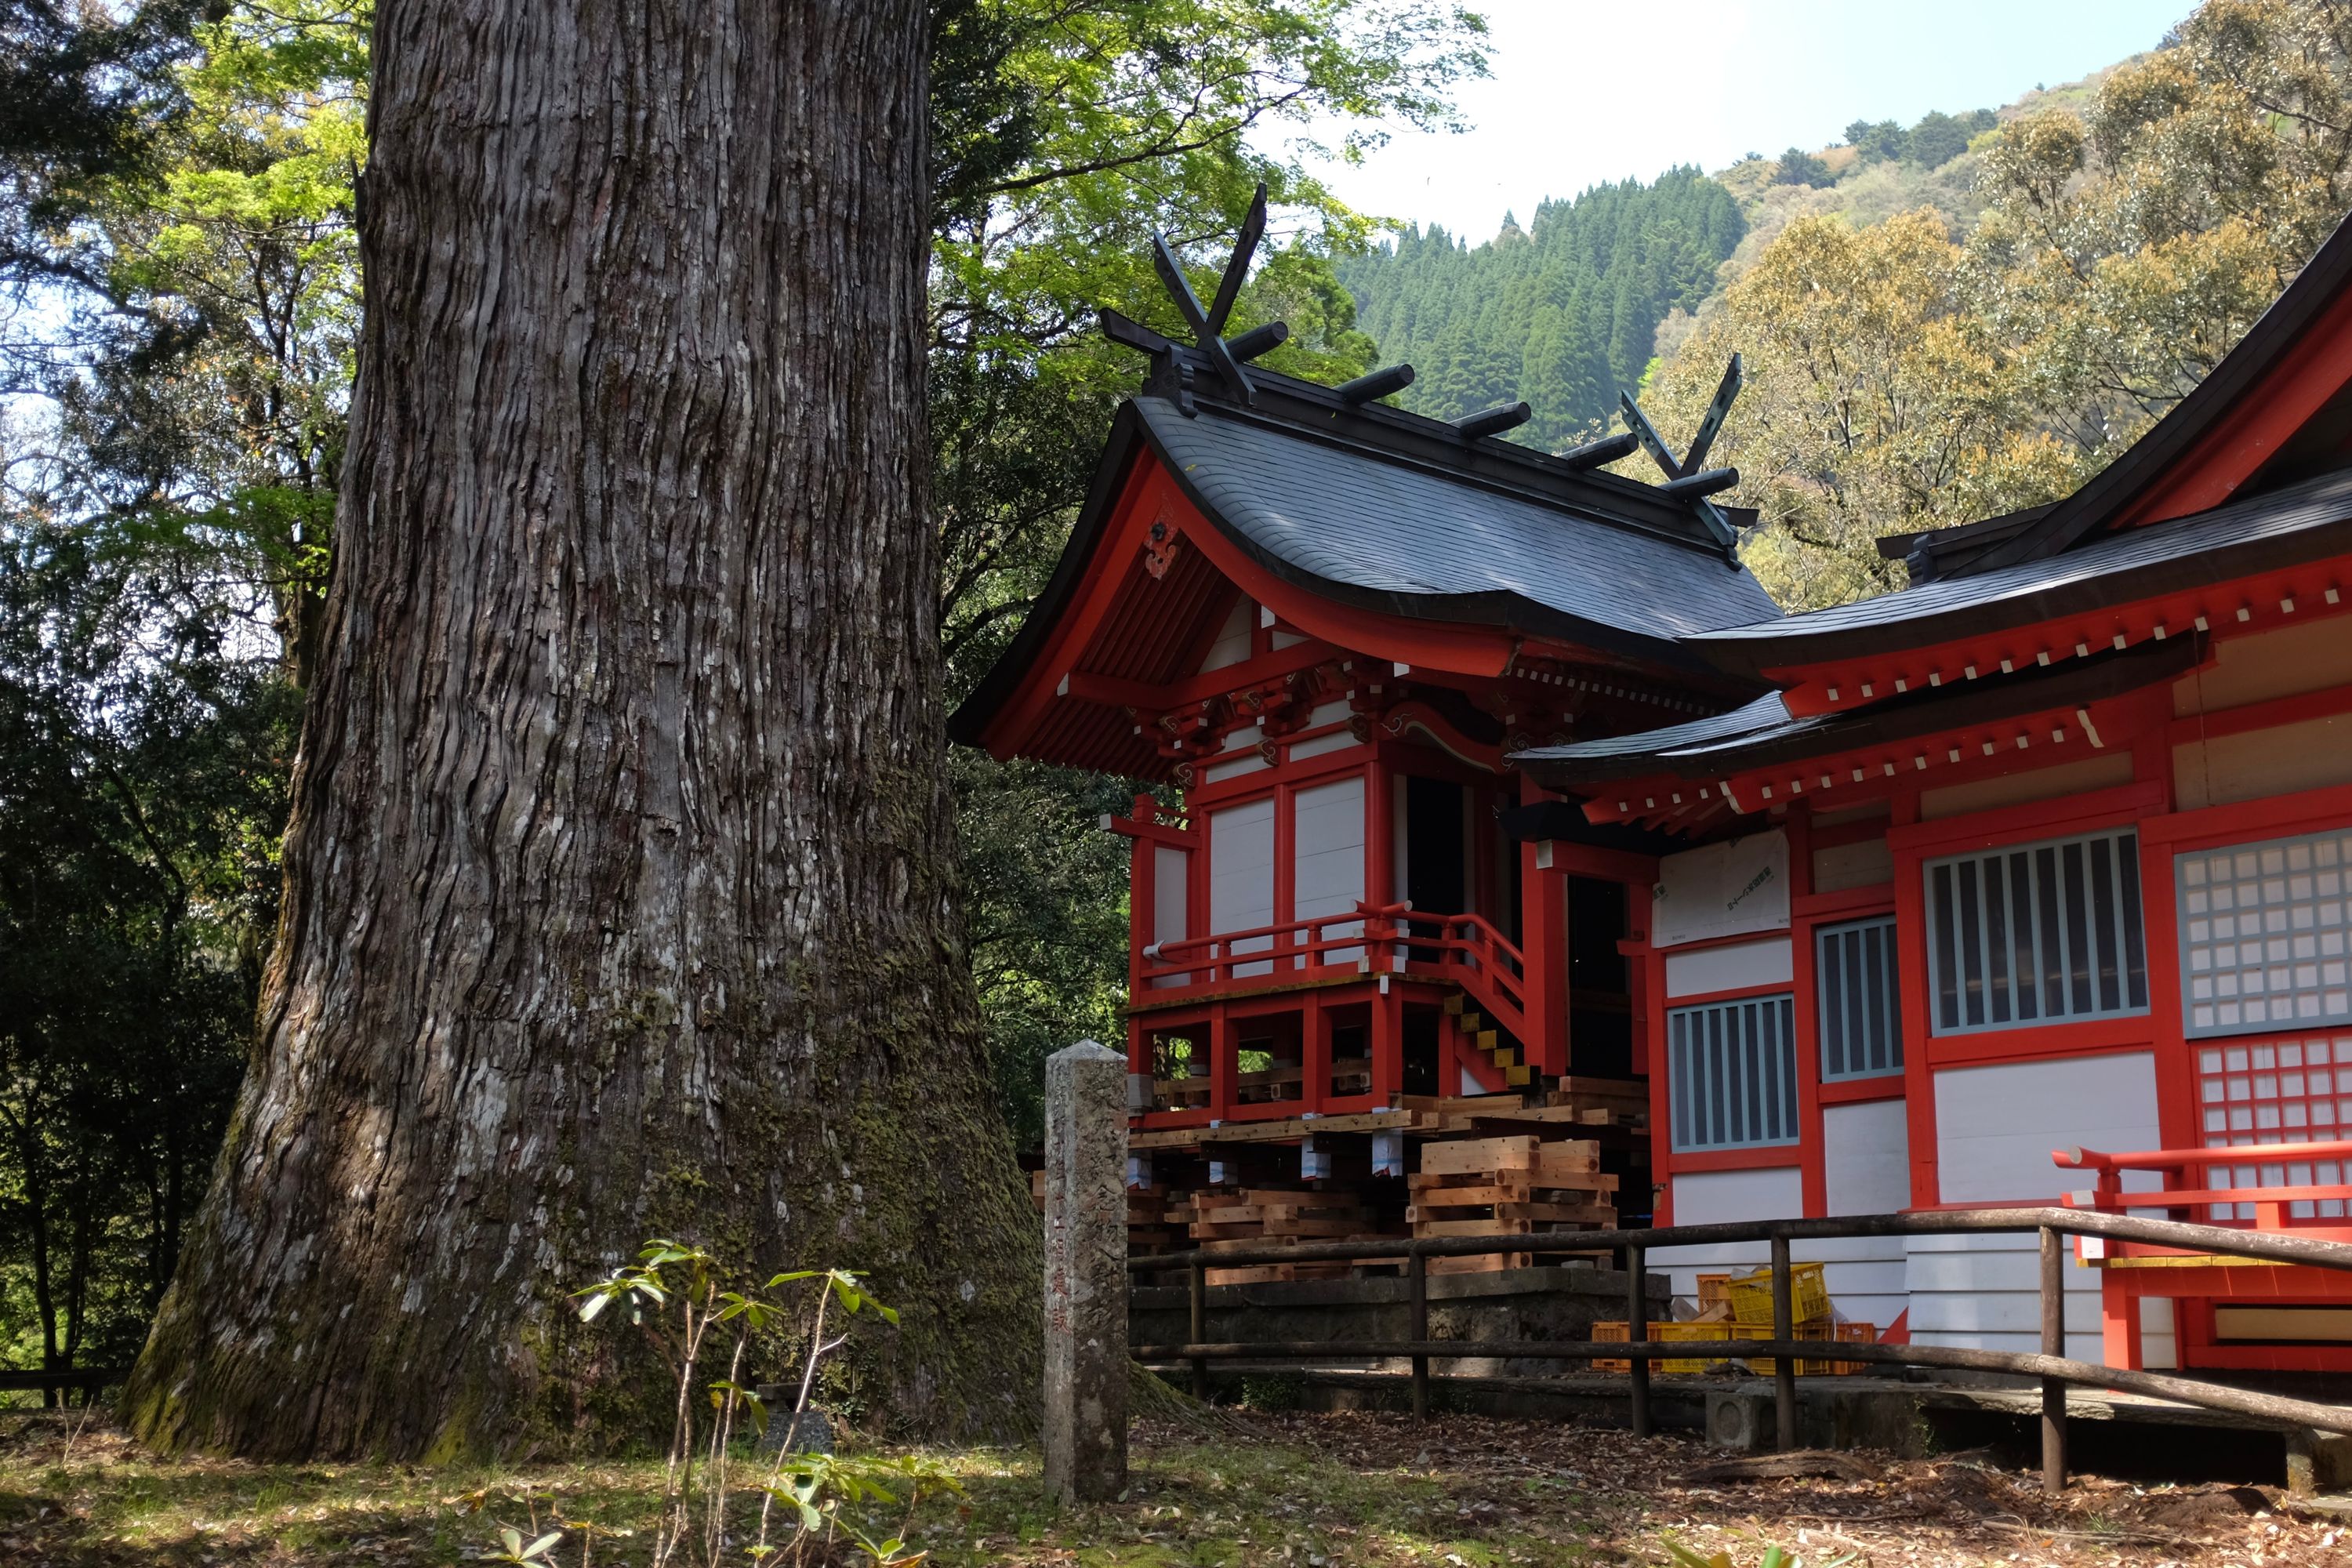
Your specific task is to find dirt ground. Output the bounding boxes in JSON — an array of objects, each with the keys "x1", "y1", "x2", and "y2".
[{"x1": 2, "y1": 1406, "x2": 2347, "y2": 1565}]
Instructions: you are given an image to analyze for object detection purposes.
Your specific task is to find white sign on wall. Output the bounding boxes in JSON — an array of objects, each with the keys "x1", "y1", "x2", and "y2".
[{"x1": 1653, "y1": 829, "x2": 1790, "y2": 949}]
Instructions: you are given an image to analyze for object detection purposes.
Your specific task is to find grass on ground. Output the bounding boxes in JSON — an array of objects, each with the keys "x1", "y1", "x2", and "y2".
[{"x1": 2, "y1": 1406, "x2": 2347, "y2": 1566}]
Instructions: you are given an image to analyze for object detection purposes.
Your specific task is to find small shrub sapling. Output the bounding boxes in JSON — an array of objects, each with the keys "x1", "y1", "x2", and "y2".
[{"x1": 474, "y1": 1240, "x2": 951, "y2": 1568}]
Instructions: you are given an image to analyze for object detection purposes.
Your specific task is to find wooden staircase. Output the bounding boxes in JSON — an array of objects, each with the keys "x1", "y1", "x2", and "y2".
[{"x1": 1445, "y1": 989, "x2": 1533, "y2": 1089}]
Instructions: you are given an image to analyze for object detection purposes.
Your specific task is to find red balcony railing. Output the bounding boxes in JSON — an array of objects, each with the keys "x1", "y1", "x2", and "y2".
[
  {"x1": 2057, "y1": 1137, "x2": 2352, "y2": 1234},
  {"x1": 1141, "y1": 902, "x2": 1529, "y2": 1038}
]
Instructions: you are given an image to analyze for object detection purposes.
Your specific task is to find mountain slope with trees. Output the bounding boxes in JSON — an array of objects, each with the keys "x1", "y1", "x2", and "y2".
[
  {"x1": 1644, "y1": 0, "x2": 2352, "y2": 609},
  {"x1": 1334, "y1": 170, "x2": 1743, "y2": 448}
]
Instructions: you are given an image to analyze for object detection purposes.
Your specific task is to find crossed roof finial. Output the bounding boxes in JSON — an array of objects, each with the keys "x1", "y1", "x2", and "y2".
[
  {"x1": 1621, "y1": 354, "x2": 1747, "y2": 553},
  {"x1": 1150, "y1": 183, "x2": 1272, "y2": 406}
]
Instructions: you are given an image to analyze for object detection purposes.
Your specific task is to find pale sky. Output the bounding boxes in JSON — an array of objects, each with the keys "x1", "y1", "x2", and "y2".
[{"x1": 1290, "y1": 0, "x2": 2194, "y2": 241}]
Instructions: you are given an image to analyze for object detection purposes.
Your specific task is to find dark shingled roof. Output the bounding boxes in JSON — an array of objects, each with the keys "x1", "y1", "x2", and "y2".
[
  {"x1": 1515, "y1": 636, "x2": 2205, "y2": 788},
  {"x1": 1134, "y1": 398, "x2": 1784, "y2": 649},
  {"x1": 950, "y1": 376, "x2": 1786, "y2": 746},
  {"x1": 1681, "y1": 465, "x2": 2352, "y2": 673}
]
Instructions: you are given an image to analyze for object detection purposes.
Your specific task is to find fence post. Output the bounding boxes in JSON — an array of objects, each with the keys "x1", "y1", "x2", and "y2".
[
  {"x1": 1770, "y1": 1233, "x2": 1797, "y2": 1451},
  {"x1": 2042, "y1": 1225, "x2": 2068, "y2": 1495},
  {"x1": 1410, "y1": 1245, "x2": 1430, "y2": 1421},
  {"x1": 1627, "y1": 1243, "x2": 1652, "y2": 1439},
  {"x1": 1188, "y1": 1258, "x2": 1209, "y2": 1401},
  {"x1": 1042, "y1": 1040, "x2": 1129, "y2": 1504}
]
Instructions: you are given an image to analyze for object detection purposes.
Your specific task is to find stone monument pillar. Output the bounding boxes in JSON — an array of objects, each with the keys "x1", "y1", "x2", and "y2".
[{"x1": 1043, "y1": 1040, "x2": 1129, "y2": 1503}]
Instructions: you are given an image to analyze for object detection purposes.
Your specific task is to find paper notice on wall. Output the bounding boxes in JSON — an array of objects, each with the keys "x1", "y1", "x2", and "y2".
[{"x1": 1652, "y1": 829, "x2": 1790, "y2": 948}]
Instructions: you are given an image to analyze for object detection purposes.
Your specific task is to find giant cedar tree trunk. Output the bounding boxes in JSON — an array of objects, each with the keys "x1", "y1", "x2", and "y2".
[{"x1": 124, "y1": 0, "x2": 1041, "y2": 1459}]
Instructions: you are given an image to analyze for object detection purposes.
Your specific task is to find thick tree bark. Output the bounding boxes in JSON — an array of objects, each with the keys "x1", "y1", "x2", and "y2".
[{"x1": 124, "y1": 0, "x2": 1040, "y2": 1459}]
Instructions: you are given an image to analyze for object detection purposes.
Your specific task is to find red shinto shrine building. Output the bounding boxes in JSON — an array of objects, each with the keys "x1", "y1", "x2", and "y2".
[{"x1": 953, "y1": 209, "x2": 2352, "y2": 1375}]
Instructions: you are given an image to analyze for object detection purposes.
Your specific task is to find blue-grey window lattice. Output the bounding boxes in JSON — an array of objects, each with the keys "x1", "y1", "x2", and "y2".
[
  {"x1": 1924, "y1": 826, "x2": 2147, "y2": 1036},
  {"x1": 1668, "y1": 993, "x2": 1798, "y2": 1151},
  {"x1": 1817, "y1": 915, "x2": 1902, "y2": 1080},
  {"x1": 2177, "y1": 826, "x2": 2352, "y2": 1039}
]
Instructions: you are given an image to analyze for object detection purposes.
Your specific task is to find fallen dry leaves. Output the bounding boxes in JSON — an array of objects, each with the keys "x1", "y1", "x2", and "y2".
[{"x1": 6, "y1": 1405, "x2": 2352, "y2": 1565}]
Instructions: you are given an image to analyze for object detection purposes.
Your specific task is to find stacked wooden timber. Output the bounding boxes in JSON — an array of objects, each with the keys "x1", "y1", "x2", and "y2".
[
  {"x1": 1187, "y1": 1185, "x2": 1383, "y2": 1284},
  {"x1": 1406, "y1": 1135, "x2": 1617, "y2": 1275},
  {"x1": 1126, "y1": 1182, "x2": 1194, "y2": 1256},
  {"x1": 1544, "y1": 1076, "x2": 1650, "y2": 1128}
]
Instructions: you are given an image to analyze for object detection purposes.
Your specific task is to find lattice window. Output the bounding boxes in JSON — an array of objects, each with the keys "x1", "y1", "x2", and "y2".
[
  {"x1": 2177, "y1": 826, "x2": 2352, "y2": 1040},
  {"x1": 1923, "y1": 826, "x2": 2148, "y2": 1036},
  {"x1": 2195, "y1": 1033, "x2": 2352, "y2": 1220},
  {"x1": 1668, "y1": 993, "x2": 1798, "y2": 1152},
  {"x1": 1817, "y1": 915, "x2": 1901, "y2": 1081}
]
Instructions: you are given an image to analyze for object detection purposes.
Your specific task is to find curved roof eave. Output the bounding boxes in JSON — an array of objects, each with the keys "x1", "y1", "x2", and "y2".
[
  {"x1": 945, "y1": 405, "x2": 1156, "y2": 747},
  {"x1": 1680, "y1": 469, "x2": 2352, "y2": 676},
  {"x1": 1125, "y1": 408, "x2": 1766, "y2": 688}
]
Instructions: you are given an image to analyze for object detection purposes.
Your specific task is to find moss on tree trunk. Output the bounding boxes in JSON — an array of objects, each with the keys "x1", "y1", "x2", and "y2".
[{"x1": 122, "y1": 0, "x2": 1041, "y2": 1460}]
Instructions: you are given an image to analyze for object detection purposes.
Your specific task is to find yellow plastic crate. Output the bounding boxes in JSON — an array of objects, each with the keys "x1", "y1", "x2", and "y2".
[
  {"x1": 1724, "y1": 1260, "x2": 1829, "y2": 1326},
  {"x1": 1590, "y1": 1320, "x2": 1748, "y2": 1375},
  {"x1": 1726, "y1": 1318, "x2": 1875, "y2": 1376}
]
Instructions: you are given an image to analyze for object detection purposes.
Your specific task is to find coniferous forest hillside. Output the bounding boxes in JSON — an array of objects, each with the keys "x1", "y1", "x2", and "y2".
[{"x1": 1335, "y1": 169, "x2": 1743, "y2": 448}]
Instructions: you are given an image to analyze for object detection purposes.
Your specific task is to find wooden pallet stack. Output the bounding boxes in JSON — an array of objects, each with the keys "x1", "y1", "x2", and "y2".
[
  {"x1": 1187, "y1": 1185, "x2": 1382, "y2": 1284},
  {"x1": 1126, "y1": 1182, "x2": 1193, "y2": 1254},
  {"x1": 1406, "y1": 1135, "x2": 1617, "y2": 1274},
  {"x1": 1544, "y1": 1076, "x2": 1650, "y2": 1129}
]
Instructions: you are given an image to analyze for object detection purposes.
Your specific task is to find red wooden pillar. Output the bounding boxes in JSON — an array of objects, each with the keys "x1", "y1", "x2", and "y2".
[
  {"x1": 1370, "y1": 980, "x2": 1403, "y2": 1106},
  {"x1": 1519, "y1": 780, "x2": 1570, "y2": 1078},
  {"x1": 1625, "y1": 880, "x2": 1654, "y2": 1076},
  {"x1": 1890, "y1": 791, "x2": 1941, "y2": 1211},
  {"x1": 1364, "y1": 757, "x2": 1393, "y2": 908},
  {"x1": 1208, "y1": 1002, "x2": 1236, "y2": 1121},
  {"x1": 2103, "y1": 1283, "x2": 2143, "y2": 1370},
  {"x1": 1302, "y1": 998, "x2": 1333, "y2": 1113}
]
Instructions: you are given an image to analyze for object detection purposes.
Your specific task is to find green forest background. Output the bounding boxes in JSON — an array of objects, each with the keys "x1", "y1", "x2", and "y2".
[{"x1": 7, "y1": 0, "x2": 2352, "y2": 1386}]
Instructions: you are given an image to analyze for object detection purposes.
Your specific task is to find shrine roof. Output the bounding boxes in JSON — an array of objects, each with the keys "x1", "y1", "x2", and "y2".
[
  {"x1": 1517, "y1": 635, "x2": 2203, "y2": 789},
  {"x1": 1678, "y1": 464, "x2": 2352, "y2": 674},
  {"x1": 1131, "y1": 395, "x2": 1784, "y2": 649}
]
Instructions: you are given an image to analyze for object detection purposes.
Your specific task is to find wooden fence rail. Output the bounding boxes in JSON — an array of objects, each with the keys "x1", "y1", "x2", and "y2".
[{"x1": 1135, "y1": 1205, "x2": 2352, "y2": 1494}]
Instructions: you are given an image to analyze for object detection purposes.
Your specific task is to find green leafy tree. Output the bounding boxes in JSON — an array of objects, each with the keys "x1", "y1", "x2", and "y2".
[
  {"x1": 1901, "y1": 108, "x2": 1987, "y2": 169},
  {"x1": 1773, "y1": 147, "x2": 1831, "y2": 187},
  {"x1": 1646, "y1": 209, "x2": 2075, "y2": 610},
  {"x1": 1844, "y1": 118, "x2": 1904, "y2": 162},
  {"x1": 0, "y1": 488, "x2": 292, "y2": 1382}
]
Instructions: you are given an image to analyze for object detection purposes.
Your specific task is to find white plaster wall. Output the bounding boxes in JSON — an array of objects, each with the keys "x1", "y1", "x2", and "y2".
[
  {"x1": 1904, "y1": 1233, "x2": 2128, "y2": 1362},
  {"x1": 1151, "y1": 844, "x2": 1189, "y2": 989},
  {"x1": 1917, "y1": 1052, "x2": 2173, "y2": 1363},
  {"x1": 2175, "y1": 712, "x2": 2352, "y2": 810},
  {"x1": 1933, "y1": 1053, "x2": 2161, "y2": 1205},
  {"x1": 1202, "y1": 753, "x2": 1266, "y2": 782},
  {"x1": 2173, "y1": 615, "x2": 2352, "y2": 715},
  {"x1": 1201, "y1": 598, "x2": 1254, "y2": 670},
  {"x1": 1290, "y1": 729, "x2": 1358, "y2": 761},
  {"x1": 1919, "y1": 753, "x2": 2133, "y2": 821},
  {"x1": 1293, "y1": 776, "x2": 1366, "y2": 964},
  {"x1": 1664, "y1": 936, "x2": 1793, "y2": 997},
  {"x1": 1824, "y1": 1098, "x2": 1911, "y2": 1216},
  {"x1": 1818, "y1": 1098, "x2": 1914, "y2": 1332},
  {"x1": 1813, "y1": 837, "x2": 1893, "y2": 893},
  {"x1": 1208, "y1": 798, "x2": 1275, "y2": 977}
]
